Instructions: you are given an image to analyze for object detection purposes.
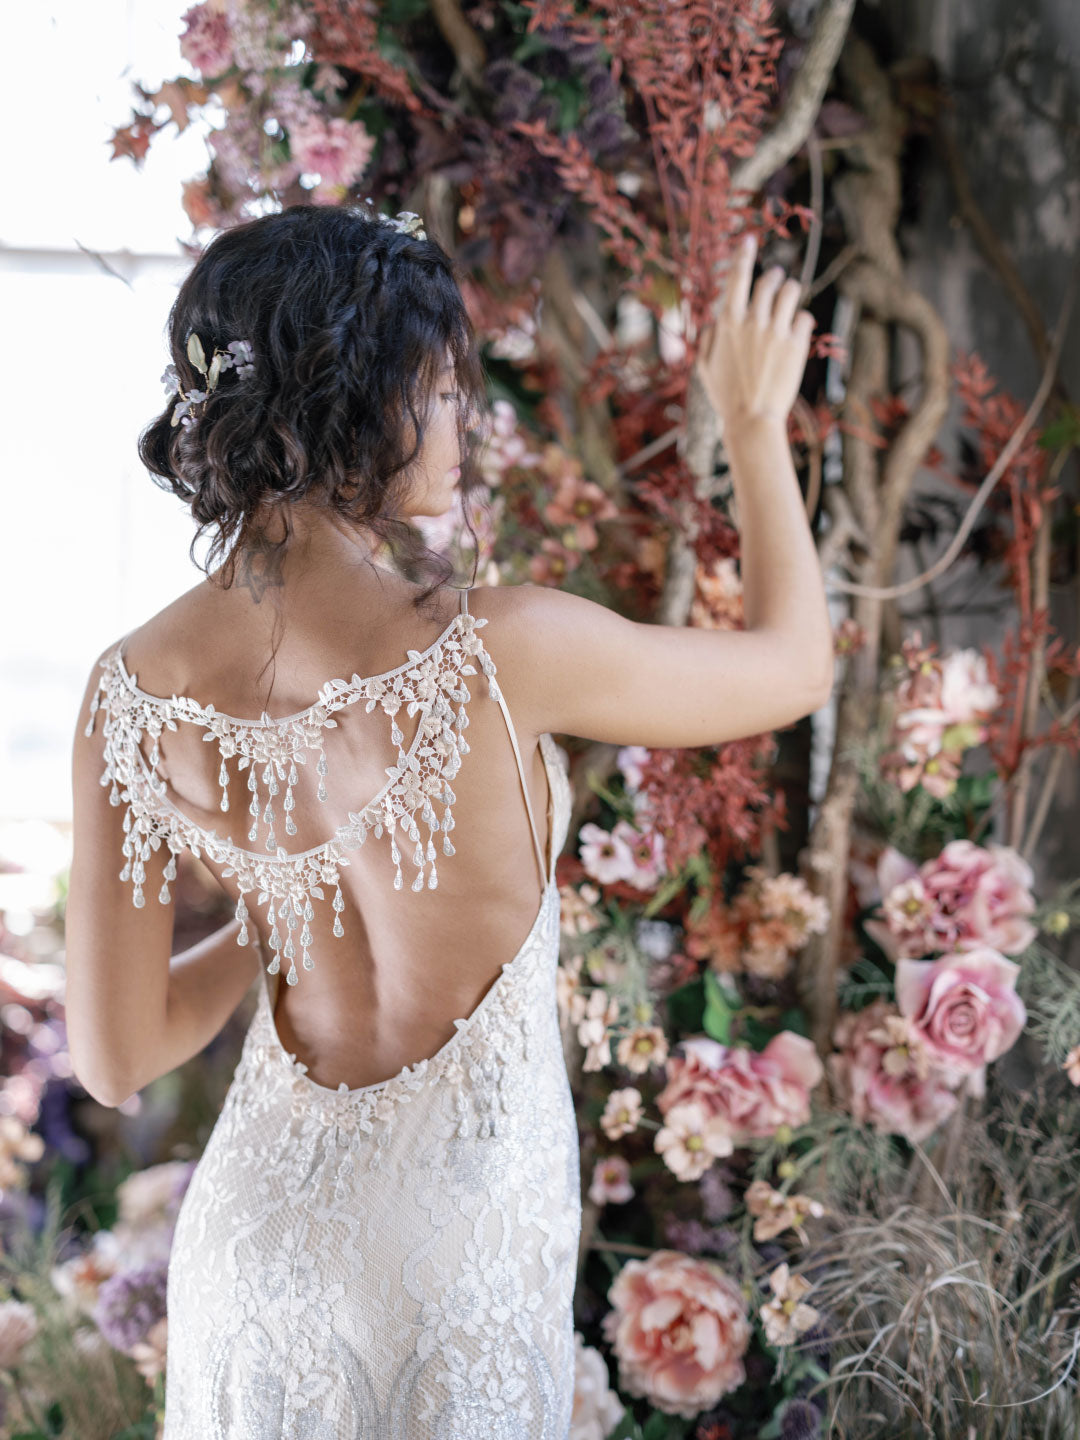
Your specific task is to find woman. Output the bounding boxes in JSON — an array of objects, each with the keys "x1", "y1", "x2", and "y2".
[{"x1": 65, "y1": 202, "x2": 831, "y2": 1436}]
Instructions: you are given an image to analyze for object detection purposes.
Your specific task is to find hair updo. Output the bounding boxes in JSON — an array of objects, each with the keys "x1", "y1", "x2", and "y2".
[{"x1": 138, "y1": 200, "x2": 490, "y2": 612}]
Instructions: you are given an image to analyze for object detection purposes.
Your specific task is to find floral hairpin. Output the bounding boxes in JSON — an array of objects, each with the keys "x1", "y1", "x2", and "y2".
[
  {"x1": 363, "y1": 198, "x2": 427, "y2": 240},
  {"x1": 163, "y1": 333, "x2": 255, "y2": 428}
]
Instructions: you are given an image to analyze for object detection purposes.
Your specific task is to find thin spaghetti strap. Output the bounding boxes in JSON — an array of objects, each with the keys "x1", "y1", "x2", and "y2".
[
  {"x1": 491, "y1": 690, "x2": 549, "y2": 892},
  {"x1": 461, "y1": 583, "x2": 546, "y2": 889}
]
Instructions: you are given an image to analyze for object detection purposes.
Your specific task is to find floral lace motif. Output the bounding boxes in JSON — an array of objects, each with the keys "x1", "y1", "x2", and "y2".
[
  {"x1": 160, "y1": 735, "x2": 580, "y2": 1438},
  {"x1": 86, "y1": 605, "x2": 505, "y2": 986}
]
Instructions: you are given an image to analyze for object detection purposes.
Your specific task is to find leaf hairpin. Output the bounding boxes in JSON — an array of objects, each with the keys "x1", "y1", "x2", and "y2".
[{"x1": 163, "y1": 333, "x2": 255, "y2": 428}]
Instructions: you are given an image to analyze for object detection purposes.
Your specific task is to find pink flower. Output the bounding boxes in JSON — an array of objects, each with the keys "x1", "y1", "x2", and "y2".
[
  {"x1": 654, "y1": 1099, "x2": 735, "y2": 1179},
  {"x1": 589, "y1": 1155, "x2": 635, "y2": 1205},
  {"x1": 1063, "y1": 1044, "x2": 1080, "y2": 1086},
  {"x1": 895, "y1": 946, "x2": 1027, "y2": 1080},
  {"x1": 617, "y1": 745, "x2": 650, "y2": 792},
  {"x1": 289, "y1": 115, "x2": 376, "y2": 195},
  {"x1": 528, "y1": 535, "x2": 583, "y2": 585},
  {"x1": 867, "y1": 840, "x2": 1037, "y2": 961},
  {"x1": 0, "y1": 1299, "x2": 39, "y2": 1367},
  {"x1": 616, "y1": 1024, "x2": 669, "y2": 1075},
  {"x1": 879, "y1": 634, "x2": 999, "y2": 797},
  {"x1": 543, "y1": 472, "x2": 619, "y2": 549},
  {"x1": 827, "y1": 998, "x2": 960, "y2": 1143},
  {"x1": 611, "y1": 817, "x2": 666, "y2": 889},
  {"x1": 179, "y1": 3, "x2": 234, "y2": 77},
  {"x1": 601, "y1": 1249, "x2": 751, "y2": 1417},
  {"x1": 657, "y1": 1033, "x2": 823, "y2": 1143},
  {"x1": 578, "y1": 821, "x2": 635, "y2": 885},
  {"x1": 600, "y1": 1087, "x2": 644, "y2": 1140}
]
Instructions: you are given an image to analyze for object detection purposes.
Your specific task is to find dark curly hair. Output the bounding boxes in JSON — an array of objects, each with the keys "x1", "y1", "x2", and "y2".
[{"x1": 138, "y1": 200, "x2": 491, "y2": 622}]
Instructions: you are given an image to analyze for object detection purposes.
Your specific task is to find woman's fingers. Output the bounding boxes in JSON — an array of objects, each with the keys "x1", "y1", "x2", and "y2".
[
  {"x1": 722, "y1": 233, "x2": 757, "y2": 324},
  {"x1": 750, "y1": 265, "x2": 786, "y2": 328},
  {"x1": 772, "y1": 277, "x2": 803, "y2": 333}
]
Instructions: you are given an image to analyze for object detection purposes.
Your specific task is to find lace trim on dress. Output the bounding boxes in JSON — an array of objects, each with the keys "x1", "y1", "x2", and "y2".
[{"x1": 84, "y1": 590, "x2": 509, "y2": 987}]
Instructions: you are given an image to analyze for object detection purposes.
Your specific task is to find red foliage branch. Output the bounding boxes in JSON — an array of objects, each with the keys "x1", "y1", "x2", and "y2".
[
  {"x1": 307, "y1": 0, "x2": 427, "y2": 113},
  {"x1": 516, "y1": 0, "x2": 806, "y2": 334},
  {"x1": 635, "y1": 737, "x2": 789, "y2": 878},
  {"x1": 948, "y1": 350, "x2": 1079, "y2": 778}
]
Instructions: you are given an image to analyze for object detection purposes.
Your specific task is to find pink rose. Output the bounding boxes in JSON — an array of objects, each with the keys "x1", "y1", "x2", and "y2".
[
  {"x1": 657, "y1": 1032, "x2": 823, "y2": 1143},
  {"x1": 895, "y1": 946, "x2": 1026, "y2": 1079},
  {"x1": 601, "y1": 1249, "x2": 750, "y2": 1417},
  {"x1": 826, "y1": 998, "x2": 960, "y2": 1143},
  {"x1": 867, "y1": 840, "x2": 1037, "y2": 961}
]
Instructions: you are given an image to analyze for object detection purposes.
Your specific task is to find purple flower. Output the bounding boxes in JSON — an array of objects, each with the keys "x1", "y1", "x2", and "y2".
[{"x1": 92, "y1": 1263, "x2": 168, "y2": 1352}]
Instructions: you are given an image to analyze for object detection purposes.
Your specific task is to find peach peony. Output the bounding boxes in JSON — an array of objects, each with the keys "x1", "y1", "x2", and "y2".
[
  {"x1": 894, "y1": 946, "x2": 1027, "y2": 1080},
  {"x1": 602, "y1": 1249, "x2": 751, "y2": 1417},
  {"x1": 657, "y1": 1033, "x2": 824, "y2": 1143}
]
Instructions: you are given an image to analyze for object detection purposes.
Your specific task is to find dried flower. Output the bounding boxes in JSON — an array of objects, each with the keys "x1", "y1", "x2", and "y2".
[{"x1": 760, "y1": 1262, "x2": 820, "y2": 1347}]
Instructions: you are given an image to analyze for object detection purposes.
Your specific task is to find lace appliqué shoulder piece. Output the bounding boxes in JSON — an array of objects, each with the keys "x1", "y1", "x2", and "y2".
[{"x1": 84, "y1": 611, "x2": 501, "y2": 986}]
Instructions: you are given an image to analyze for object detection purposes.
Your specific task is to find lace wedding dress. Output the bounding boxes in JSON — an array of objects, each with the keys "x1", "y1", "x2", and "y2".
[{"x1": 86, "y1": 586, "x2": 581, "y2": 1437}]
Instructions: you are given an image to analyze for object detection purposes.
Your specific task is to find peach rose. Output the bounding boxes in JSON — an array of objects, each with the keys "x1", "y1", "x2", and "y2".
[
  {"x1": 826, "y1": 997, "x2": 960, "y2": 1143},
  {"x1": 894, "y1": 946, "x2": 1026, "y2": 1080},
  {"x1": 656, "y1": 1033, "x2": 823, "y2": 1143},
  {"x1": 601, "y1": 1249, "x2": 751, "y2": 1417}
]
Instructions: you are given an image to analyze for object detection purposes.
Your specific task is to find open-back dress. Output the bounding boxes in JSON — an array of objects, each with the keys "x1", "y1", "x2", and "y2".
[{"x1": 85, "y1": 584, "x2": 581, "y2": 1438}]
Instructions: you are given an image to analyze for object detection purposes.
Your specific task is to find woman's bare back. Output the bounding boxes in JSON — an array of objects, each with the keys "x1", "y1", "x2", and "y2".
[{"x1": 112, "y1": 568, "x2": 559, "y2": 1092}]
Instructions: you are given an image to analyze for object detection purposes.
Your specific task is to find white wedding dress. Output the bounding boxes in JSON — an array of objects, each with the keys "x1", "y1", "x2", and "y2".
[{"x1": 86, "y1": 585, "x2": 580, "y2": 1437}]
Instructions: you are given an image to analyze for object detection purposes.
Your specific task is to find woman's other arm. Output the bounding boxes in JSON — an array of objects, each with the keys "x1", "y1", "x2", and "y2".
[{"x1": 66, "y1": 657, "x2": 260, "y2": 1107}]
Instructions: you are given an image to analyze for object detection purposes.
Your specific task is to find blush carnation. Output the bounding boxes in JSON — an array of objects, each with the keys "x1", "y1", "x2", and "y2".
[
  {"x1": 826, "y1": 997, "x2": 960, "y2": 1143},
  {"x1": 179, "y1": 2, "x2": 235, "y2": 77},
  {"x1": 867, "y1": 839, "x2": 1037, "y2": 961},
  {"x1": 601, "y1": 1249, "x2": 751, "y2": 1417},
  {"x1": 657, "y1": 1032, "x2": 823, "y2": 1143}
]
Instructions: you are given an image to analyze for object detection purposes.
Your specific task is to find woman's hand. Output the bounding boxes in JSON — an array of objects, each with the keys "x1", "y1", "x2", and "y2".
[{"x1": 695, "y1": 233, "x2": 815, "y2": 434}]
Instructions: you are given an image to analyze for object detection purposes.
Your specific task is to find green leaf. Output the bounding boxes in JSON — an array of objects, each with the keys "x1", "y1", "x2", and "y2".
[
  {"x1": 511, "y1": 31, "x2": 554, "y2": 63},
  {"x1": 550, "y1": 77, "x2": 583, "y2": 131},
  {"x1": 740, "y1": 1012, "x2": 776, "y2": 1050},
  {"x1": 642, "y1": 866, "x2": 690, "y2": 918},
  {"x1": 1037, "y1": 406, "x2": 1080, "y2": 451},
  {"x1": 186, "y1": 331, "x2": 207, "y2": 373},
  {"x1": 702, "y1": 967, "x2": 734, "y2": 1043},
  {"x1": 608, "y1": 1411, "x2": 644, "y2": 1440},
  {"x1": 664, "y1": 976, "x2": 705, "y2": 1033},
  {"x1": 777, "y1": 1007, "x2": 809, "y2": 1037}
]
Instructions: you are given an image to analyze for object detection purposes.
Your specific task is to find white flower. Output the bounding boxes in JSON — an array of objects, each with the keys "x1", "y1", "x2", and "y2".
[{"x1": 570, "y1": 1329, "x2": 626, "y2": 1438}]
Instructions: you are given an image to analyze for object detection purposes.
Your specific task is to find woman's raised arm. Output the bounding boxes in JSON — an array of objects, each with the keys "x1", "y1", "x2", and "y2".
[{"x1": 478, "y1": 232, "x2": 835, "y2": 748}]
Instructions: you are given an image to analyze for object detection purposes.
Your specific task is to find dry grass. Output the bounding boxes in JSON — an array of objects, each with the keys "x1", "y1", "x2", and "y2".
[{"x1": 783, "y1": 1072, "x2": 1080, "y2": 1438}]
